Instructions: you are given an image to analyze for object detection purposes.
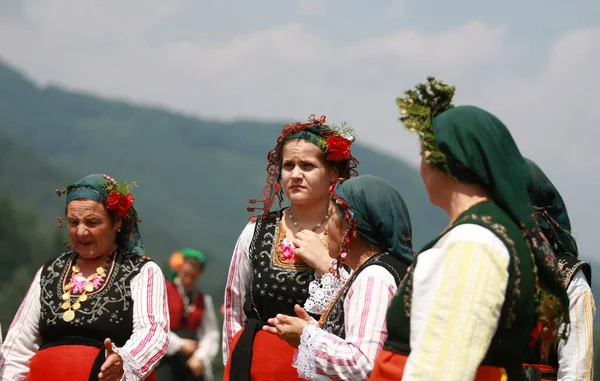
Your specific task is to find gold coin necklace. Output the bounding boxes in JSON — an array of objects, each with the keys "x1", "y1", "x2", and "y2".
[{"x1": 62, "y1": 254, "x2": 111, "y2": 323}]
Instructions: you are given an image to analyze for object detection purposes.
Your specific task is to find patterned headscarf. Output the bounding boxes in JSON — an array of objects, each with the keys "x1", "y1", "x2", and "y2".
[
  {"x1": 397, "y1": 77, "x2": 569, "y2": 349},
  {"x1": 329, "y1": 175, "x2": 414, "y2": 272},
  {"x1": 57, "y1": 173, "x2": 144, "y2": 256},
  {"x1": 248, "y1": 114, "x2": 359, "y2": 218},
  {"x1": 524, "y1": 158, "x2": 578, "y2": 258}
]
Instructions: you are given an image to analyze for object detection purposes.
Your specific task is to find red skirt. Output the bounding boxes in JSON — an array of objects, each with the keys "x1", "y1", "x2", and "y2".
[
  {"x1": 224, "y1": 328, "x2": 308, "y2": 381},
  {"x1": 370, "y1": 349, "x2": 508, "y2": 381},
  {"x1": 26, "y1": 345, "x2": 157, "y2": 381}
]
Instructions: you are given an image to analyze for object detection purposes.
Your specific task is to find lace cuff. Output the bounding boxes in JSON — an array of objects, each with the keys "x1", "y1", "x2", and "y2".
[
  {"x1": 304, "y1": 267, "x2": 351, "y2": 315},
  {"x1": 293, "y1": 324, "x2": 326, "y2": 380},
  {"x1": 110, "y1": 343, "x2": 143, "y2": 381}
]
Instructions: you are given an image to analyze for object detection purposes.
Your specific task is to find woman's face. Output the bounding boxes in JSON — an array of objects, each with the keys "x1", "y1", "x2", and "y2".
[
  {"x1": 326, "y1": 201, "x2": 345, "y2": 259},
  {"x1": 178, "y1": 261, "x2": 203, "y2": 290},
  {"x1": 66, "y1": 199, "x2": 121, "y2": 260},
  {"x1": 420, "y1": 159, "x2": 447, "y2": 207},
  {"x1": 281, "y1": 139, "x2": 338, "y2": 206}
]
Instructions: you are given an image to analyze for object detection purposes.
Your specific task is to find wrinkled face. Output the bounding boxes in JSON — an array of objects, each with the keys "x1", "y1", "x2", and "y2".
[
  {"x1": 178, "y1": 260, "x2": 203, "y2": 290},
  {"x1": 326, "y1": 200, "x2": 345, "y2": 259},
  {"x1": 66, "y1": 199, "x2": 121, "y2": 260},
  {"x1": 419, "y1": 159, "x2": 446, "y2": 207},
  {"x1": 281, "y1": 139, "x2": 339, "y2": 206}
]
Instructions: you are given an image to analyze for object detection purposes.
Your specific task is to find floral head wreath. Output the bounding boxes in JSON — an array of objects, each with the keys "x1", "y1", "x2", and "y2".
[
  {"x1": 328, "y1": 178, "x2": 358, "y2": 277},
  {"x1": 248, "y1": 114, "x2": 359, "y2": 219},
  {"x1": 397, "y1": 76, "x2": 456, "y2": 176},
  {"x1": 56, "y1": 174, "x2": 144, "y2": 255}
]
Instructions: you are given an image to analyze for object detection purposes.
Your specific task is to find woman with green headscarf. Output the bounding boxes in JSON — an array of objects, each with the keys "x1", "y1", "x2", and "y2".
[
  {"x1": 223, "y1": 115, "x2": 360, "y2": 381},
  {"x1": 370, "y1": 78, "x2": 570, "y2": 381},
  {"x1": 155, "y1": 248, "x2": 219, "y2": 381},
  {"x1": 523, "y1": 158, "x2": 594, "y2": 381},
  {"x1": 0, "y1": 174, "x2": 169, "y2": 381},
  {"x1": 263, "y1": 175, "x2": 414, "y2": 380}
]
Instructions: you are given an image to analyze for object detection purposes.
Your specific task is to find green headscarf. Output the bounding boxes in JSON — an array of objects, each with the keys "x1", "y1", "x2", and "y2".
[
  {"x1": 525, "y1": 158, "x2": 578, "y2": 257},
  {"x1": 330, "y1": 175, "x2": 414, "y2": 265},
  {"x1": 180, "y1": 248, "x2": 206, "y2": 263},
  {"x1": 397, "y1": 77, "x2": 569, "y2": 343},
  {"x1": 169, "y1": 248, "x2": 206, "y2": 280},
  {"x1": 60, "y1": 173, "x2": 144, "y2": 256}
]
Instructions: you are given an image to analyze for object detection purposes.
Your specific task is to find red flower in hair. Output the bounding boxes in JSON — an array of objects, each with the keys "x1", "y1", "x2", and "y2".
[
  {"x1": 106, "y1": 191, "x2": 134, "y2": 217},
  {"x1": 326, "y1": 135, "x2": 352, "y2": 161}
]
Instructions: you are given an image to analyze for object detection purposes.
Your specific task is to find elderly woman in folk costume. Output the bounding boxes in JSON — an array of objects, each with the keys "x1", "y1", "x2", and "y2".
[
  {"x1": 370, "y1": 78, "x2": 570, "y2": 381},
  {"x1": 223, "y1": 115, "x2": 359, "y2": 381},
  {"x1": 264, "y1": 175, "x2": 414, "y2": 380},
  {"x1": 0, "y1": 174, "x2": 169, "y2": 381},
  {"x1": 523, "y1": 158, "x2": 594, "y2": 380},
  {"x1": 155, "y1": 249, "x2": 219, "y2": 381}
]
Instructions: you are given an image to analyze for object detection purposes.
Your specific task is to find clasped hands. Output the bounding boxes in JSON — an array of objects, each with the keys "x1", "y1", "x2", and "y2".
[{"x1": 262, "y1": 304, "x2": 313, "y2": 348}]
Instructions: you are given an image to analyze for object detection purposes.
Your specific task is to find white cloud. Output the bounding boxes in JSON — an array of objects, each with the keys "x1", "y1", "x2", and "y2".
[
  {"x1": 387, "y1": 0, "x2": 411, "y2": 19},
  {"x1": 297, "y1": 0, "x2": 326, "y2": 14}
]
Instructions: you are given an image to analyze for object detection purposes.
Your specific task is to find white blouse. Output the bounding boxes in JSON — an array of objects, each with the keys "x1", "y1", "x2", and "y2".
[
  {"x1": 166, "y1": 293, "x2": 220, "y2": 381},
  {"x1": 294, "y1": 265, "x2": 397, "y2": 380},
  {"x1": 0, "y1": 261, "x2": 170, "y2": 381},
  {"x1": 557, "y1": 268, "x2": 595, "y2": 381},
  {"x1": 403, "y1": 224, "x2": 511, "y2": 381}
]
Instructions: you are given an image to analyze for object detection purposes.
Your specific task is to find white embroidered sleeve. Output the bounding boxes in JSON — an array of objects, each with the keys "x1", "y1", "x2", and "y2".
[
  {"x1": 304, "y1": 265, "x2": 351, "y2": 315},
  {"x1": 110, "y1": 261, "x2": 170, "y2": 381},
  {"x1": 294, "y1": 324, "x2": 327, "y2": 380},
  {"x1": 294, "y1": 266, "x2": 396, "y2": 380},
  {"x1": 0, "y1": 268, "x2": 43, "y2": 381},
  {"x1": 557, "y1": 269, "x2": 595, "y2": 381},
  {"x1": 403, "y1": 224, "x2": 510, "y2": 381},
  {"x1": 222, "y1": 221, "x2": 254, "y2": 365}
]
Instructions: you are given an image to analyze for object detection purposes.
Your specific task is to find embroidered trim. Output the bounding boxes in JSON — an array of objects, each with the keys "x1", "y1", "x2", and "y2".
[
  {"x1": 271, "y1": 219, "x2": 328, "y2": 270},
  {"x1": 557, "y1": 258, "x2": 585, "y2": 288},
  {"x1": 111, "y1": 342, "x2": 143, "y2": 380},
  {"x1": 293, "y1": 324, "x2": 325, "y2": 379},
  {"x1": 304, "y1": 268, "x2": 350, "y2": 315}
]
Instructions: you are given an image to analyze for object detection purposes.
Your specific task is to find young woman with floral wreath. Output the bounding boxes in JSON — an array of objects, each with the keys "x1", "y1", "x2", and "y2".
[
  {"x1": 370, "y1": 78, "x2": 570, "y2": 381},
  {"x1": 0, "y1": 174, "x2": 169, "y2": 381},
  {"x1": 263, "y1": 175, "x2": 414, "y2": 380},
  {"x1": 222, "y1": 115, "x2": 359, "y2": 381}
]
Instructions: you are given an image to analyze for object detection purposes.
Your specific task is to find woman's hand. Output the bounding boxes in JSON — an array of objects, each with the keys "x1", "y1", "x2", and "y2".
[
  {"x1": 180, "y1": 338, "x2": 198, "y2": 356},
  {"x1": 187, "y1": 356, "x2": 205, "y2": 378},
  {"x1": 293, "y1": 230, "x2": 331, "y2": 275},
  {"x1": 98, "y1": 338, "x2": 124, "y2": 381},
  {"x1": 263, "y1": 304, "x2": 312, "y2": 348}
]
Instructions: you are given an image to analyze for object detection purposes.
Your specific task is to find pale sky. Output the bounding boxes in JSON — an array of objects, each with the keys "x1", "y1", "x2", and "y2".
[{"x1": 0, "y1": 0, "x2": 599, "y2": 259}]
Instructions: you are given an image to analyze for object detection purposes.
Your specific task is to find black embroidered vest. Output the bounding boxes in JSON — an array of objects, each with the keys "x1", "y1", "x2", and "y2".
[
  {"x1": 246, "y1": 210, "x2": 317, "y2": 322},
  {"x1": 38, "y1": 250, "x2": 151, "y2": 348},
  {"x1": 321, "y1": 252, "x2": 409, "y2": 338}
]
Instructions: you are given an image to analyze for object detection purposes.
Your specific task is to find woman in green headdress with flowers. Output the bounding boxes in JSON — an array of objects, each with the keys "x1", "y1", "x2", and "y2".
[
  {"x1": 155, "y1": 248, "x2": 219, "y2": 381},
  {"x1": 370, "y1": 78, "x2": 570, "y2": 381},
  {"x1": 523, "y1": 158, "x2": 594, "y2": 380},
  {"x1": 0, "y1": 174, "x2": 169, "y2": 381}
]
